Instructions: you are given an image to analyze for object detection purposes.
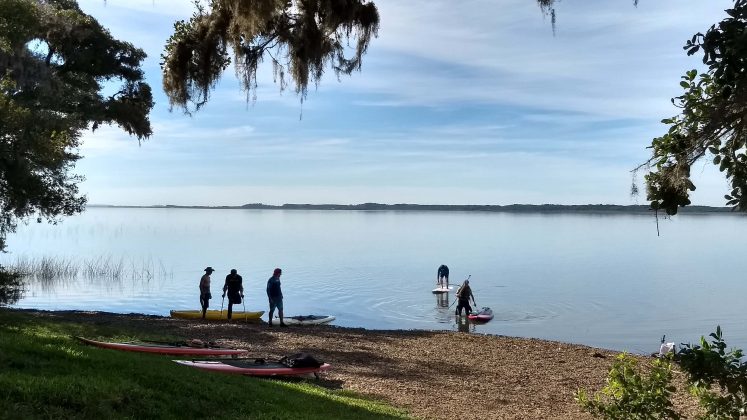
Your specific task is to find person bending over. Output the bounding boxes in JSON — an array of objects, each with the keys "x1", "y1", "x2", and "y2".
[
  {"x1": 437, "y1": 264, "x2": 449, "y2": 288},
  {"x1": 222, "y1": 269, "x2": 243, "y2": 320}
]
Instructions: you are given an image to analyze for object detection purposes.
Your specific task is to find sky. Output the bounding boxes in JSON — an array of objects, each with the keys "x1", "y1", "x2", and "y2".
[{"x1": 75, "y1": 0, "x2": 736, "y2": 206}]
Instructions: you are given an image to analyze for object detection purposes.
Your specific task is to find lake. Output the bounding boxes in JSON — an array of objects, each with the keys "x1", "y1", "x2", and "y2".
[{"x1": 2, "y1": 207, "x2": 745, "y2": 354}]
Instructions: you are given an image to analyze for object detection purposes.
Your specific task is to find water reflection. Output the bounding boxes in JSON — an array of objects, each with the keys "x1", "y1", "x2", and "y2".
[
  {"x1": 435, "y1": 292, "x2": 449, "y2": 308},
  {"x1": 456, "y1": 315, "x2": 474, "y2": 333}
]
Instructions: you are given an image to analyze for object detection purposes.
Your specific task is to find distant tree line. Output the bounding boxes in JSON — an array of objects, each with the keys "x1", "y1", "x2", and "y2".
[{"x1": 90, "y1": 203, "x2": 738, "y2": 214}]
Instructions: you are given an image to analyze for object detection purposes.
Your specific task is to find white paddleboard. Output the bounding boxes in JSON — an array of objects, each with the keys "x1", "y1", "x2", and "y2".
[
  {"x1": 432, "y1": 286, "x2": 453, "y2": 294},
  {"x1": 269, "y1": 315, "x2": 335, "y2": 325}
]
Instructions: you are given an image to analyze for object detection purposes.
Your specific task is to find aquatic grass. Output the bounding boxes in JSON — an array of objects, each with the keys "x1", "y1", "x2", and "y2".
[
  {"x1": 0, "y1": 310, "x2": 410, "y2": 419},
  {"x1": 5, "y1": 255, "x2": 174, "y2": 282}
]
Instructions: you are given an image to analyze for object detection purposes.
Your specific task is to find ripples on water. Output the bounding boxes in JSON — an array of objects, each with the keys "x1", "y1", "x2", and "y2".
[{"x1": 2, "y1": 207, "x2": 747, "y2": 353}]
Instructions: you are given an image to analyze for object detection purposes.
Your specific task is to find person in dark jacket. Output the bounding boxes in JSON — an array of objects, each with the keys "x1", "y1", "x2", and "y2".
[
  {"x1": 266, "y1": 268, "x2": 286, "y2": 327},
  {"x1": 222, "y1": 269, "x2": 243, "y2": 320},
  {"x1": 455, "y1": 279, "x2": 475, "y2": 316},
  {"x1": 437, "y1": 264, "x2": 449, "y2": 288},
  {"x1": 199, "y1": 266, "x2": 214, "y2": 319}
]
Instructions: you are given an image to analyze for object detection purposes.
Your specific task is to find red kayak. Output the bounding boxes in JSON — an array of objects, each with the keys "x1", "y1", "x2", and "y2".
[
  {"x1": 174, "y1": 359, "x2": 331, "y2": 377},
  {"x1": 76, "y1": 337, "x2": 248, "y2": 356},
  {"x1": 467, "y1": 307, "x2": 494, "y2": 322}
]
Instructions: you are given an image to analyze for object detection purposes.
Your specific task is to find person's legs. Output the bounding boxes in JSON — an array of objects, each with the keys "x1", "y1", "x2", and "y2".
[
  {"x1": 455, "y1": 301, "x2": 462, "y2": 316},
  {"x1": 466, "y1": 303, "x2": 473, "y2": 315},
  {"x1": 277, "y1": 298, "x2": 286, "y2": 326},
  {"x1": 268, "y1": 300, "x2": 276, "y2": 326},
  {"x1": 200, "y1": 296, "x2": 208, "y2": 319},
  {"x1": 227, "y1": 302, "x2": 233, "y2": 319}
]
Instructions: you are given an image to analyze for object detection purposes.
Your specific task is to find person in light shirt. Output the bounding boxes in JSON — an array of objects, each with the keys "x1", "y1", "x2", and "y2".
[{"x1": 199, "y1": 267, "x2": 214, "y2": 319}]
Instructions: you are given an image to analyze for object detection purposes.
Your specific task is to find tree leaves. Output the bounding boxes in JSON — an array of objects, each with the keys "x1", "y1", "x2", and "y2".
[
  {"x1": 0, "y1": 0, "x2": 153, "y2": 251},
  {"x1": 641, "y1": 0, "x2": 747, "y2": 214}
]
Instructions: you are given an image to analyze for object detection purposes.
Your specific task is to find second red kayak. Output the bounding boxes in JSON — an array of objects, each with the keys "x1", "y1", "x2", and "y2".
[
  {"x1": 174, "y1": 359, "x2": 331, "y2": 376},
  {"x1": 467, "y1": 307, "x2": 494, "y2": 322},
  {"x1": 76, "y1": 337, "x2": 248, "y2": 356}
]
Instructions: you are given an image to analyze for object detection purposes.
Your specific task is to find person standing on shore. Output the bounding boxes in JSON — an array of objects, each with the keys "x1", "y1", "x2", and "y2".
[
  {"x1": 437, "y1": 264, "x2": 449, "y2": 288},
  {"x1": 266, "y1": 268, "x2": 286, "y2": 327},
  {"x1": 222, "y1": 269, "x2": 243, "y2": 320},
  {"x1": 455, "y1": 279, "x2": 475, "y2": 316},
  {"x1": 199, "y1": 267, "x2": 214, "y2": 319}
]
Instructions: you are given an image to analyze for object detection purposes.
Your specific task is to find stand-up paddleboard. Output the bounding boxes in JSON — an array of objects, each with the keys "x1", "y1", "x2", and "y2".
[
  {"x1": 174, "y1": 359, "x2": 331, "y2": 377},
  {"x1": 467, "y1": 307, "x2": 494, "y2": 322},
  {"x1": 432, "y1": 285, "x2": 453, "y2": 294},
  {"x1": 76, "y1": 337, "x2": 247, "y2": 356},
  {"x1": 269, "y1": 315, "x2": 335, "y2": 326},
  {"x1": 170, "y1": 310, "x2": 264, "y2": 321}
]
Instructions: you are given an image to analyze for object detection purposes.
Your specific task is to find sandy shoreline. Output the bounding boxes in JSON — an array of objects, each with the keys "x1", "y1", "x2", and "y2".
[{"x1": 5, "y1": 309, "x2": 701, "y2": 419}]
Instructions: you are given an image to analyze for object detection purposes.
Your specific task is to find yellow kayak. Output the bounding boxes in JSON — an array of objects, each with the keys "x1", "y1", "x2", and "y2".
[{"x1": 170, "y1": 310, "x2": 265, "y2": 321}]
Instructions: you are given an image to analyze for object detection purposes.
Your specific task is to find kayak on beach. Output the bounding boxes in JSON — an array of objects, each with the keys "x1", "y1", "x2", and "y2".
[
  {"x1": 269, "y1": 315, "x2": 335, "y2": 325},
  {"x1": 170, "y1": 309, "x2": 264, "y2": 321},
  {"x1": 76, "y1": 337, "x2": 248, "y2": 356},
  {"x1": 467, "y1": 307, "x2": 494, "y2": 322},
  {"x1": 174, "y1": 358, "x2": 331, "y2": 377}
]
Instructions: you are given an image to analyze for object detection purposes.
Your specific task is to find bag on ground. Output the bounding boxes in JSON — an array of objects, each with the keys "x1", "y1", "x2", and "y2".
[{"x1": 279, "y1": 353, "x2": 323, "y2": 368}]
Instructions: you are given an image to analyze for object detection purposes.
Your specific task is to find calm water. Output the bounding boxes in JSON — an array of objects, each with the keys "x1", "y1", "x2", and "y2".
[{"x1": 2, "y1": 207, "x2": 745, "y2": 353}]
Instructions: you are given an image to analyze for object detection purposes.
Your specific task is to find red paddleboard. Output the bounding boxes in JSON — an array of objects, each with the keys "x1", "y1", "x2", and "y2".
[
  {"x1": 467, "y1": 307, "x2": 494, "y2": 322},
  {"x1": 76, "y1": 337, "x2": 247, "y2": 356},
  {"x1": 174, "y1": 359, "x2": 331, "y2": 376}
]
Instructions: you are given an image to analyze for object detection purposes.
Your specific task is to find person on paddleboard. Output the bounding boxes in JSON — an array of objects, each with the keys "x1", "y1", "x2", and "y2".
[
  {"x1": 266, "y1": 268, "x2": 286, "y2": 327},
  {"x1": 437, "y1": 264, "x2": 449, "y2": 288},
  {"x1": 222, "y1": 269, "x2": 244, "y2": 320},
  {"x1": 455, "y1": 279, "x2": 475, "y2": 316},
  {"x1": 199, "y1": 267, "x2": 214, "y2": 319}
]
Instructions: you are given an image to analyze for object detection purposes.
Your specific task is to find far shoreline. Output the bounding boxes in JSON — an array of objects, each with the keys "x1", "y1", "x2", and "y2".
[{"x1": 86, "y1": 202, "x2": 740, "y2": 215}]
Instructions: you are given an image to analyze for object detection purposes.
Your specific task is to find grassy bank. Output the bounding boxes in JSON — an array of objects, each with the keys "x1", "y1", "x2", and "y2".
[{"x1": 0, "y1": 310, "x2": 408, "y2": 419}]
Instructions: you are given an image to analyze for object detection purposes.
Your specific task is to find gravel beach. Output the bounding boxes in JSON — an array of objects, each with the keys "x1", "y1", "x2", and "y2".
[{"x1": 11, "y1": 309, "x2": 702, "y2": 419}]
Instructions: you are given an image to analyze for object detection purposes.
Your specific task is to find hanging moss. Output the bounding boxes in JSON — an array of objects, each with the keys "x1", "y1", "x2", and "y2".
[{"x1": 161, "y1": 0, "x2": 380, "y2": 112}]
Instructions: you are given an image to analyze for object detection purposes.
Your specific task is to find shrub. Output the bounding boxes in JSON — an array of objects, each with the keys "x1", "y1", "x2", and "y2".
[{"x1": 576, "y1": 353, "x2": 680, "y2": 420}]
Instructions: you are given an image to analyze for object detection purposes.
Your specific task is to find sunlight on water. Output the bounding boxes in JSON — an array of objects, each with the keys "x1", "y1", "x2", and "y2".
[{"x1": 2, "y1": 207, "x2": 746, "y2": 353}]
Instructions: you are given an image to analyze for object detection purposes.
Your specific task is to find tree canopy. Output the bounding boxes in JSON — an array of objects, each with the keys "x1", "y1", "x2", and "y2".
[
  {"x1": 641, "y1": 0, "x2": 747, "y2": 215},
  {"x1": 0, "y1": 0, "x2": 153, "y2": 251}
]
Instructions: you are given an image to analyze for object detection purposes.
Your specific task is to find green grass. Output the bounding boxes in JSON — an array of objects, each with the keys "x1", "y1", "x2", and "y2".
[{"x1": 0, "y1": 310, "x2": 409, "y2": 419}]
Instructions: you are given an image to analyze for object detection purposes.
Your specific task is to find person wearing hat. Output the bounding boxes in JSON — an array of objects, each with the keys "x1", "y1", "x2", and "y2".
[
  {"x1": 455, "y1": 278, "x2": 475, "y2": 316},
  {"x1": 222, "y1": 269, "x2": 244, "y2": 320},
  {"x1": 199, "y1": 267, "x2": 214, "y2": 319},
  {"x1": 266, "y1": 268, "x2": 286, "y2": 327}
]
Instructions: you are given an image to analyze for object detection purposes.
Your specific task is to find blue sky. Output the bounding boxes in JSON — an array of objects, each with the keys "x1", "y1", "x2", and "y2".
[{"x1": 76, "y1": 0, "x2": 734, "y2": 206}]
